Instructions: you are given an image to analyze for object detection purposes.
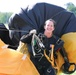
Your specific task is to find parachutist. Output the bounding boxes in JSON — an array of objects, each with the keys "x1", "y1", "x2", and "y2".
[{"x1": 0, "y1": 2, "x2": 76, "y2": 75}]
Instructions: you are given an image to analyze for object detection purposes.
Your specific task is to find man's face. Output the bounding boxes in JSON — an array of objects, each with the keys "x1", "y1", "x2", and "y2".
[{"x1": 44, "y1": 21, "x2": 55, "y2": 33}]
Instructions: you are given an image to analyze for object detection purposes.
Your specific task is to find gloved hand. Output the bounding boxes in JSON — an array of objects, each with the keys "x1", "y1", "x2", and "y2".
[
  {"x1": 20, "y1": 29, "x2": 36, "y2": 44},
  {"x1": 20, "y1": 33, "x2": 33, "y2": 44},
  {"x1": 29, "y1": 29, "x2": 36, "y2": 34}
]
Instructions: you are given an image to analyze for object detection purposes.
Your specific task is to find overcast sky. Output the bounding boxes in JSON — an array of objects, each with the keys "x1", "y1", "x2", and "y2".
[{"x1": 0, "y1": 0, "x2": 76, "y2": 12}]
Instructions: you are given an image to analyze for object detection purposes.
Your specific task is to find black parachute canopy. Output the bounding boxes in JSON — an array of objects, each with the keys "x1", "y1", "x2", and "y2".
[
  {"x1": 8, "y1": 2, "x2": 76, "y2": 44},
  {"x1": 0, "y1": 23, "x2": 18, "y2": 49},
  {"x1": 0, "y1": 23, "x2": 13, "y2": 45}
]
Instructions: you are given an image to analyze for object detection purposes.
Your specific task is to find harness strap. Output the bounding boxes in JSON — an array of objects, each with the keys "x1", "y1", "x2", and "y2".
[{"x1": 44, "y1": 45, "x2": 59, "y2": 70}]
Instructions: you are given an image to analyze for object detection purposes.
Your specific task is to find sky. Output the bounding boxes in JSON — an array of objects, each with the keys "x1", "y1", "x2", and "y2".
[{"x1": 0, "y1": 0, "x2": 76, "y2": 12}]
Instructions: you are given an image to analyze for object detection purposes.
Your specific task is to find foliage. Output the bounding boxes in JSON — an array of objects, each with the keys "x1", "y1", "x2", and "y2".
[
  {"x1": 0, "y1": 2, "x2": 76, "y2": 24},
  {"x1": 65, "y1": 2, "x2": 76, "y2": 16},
  {"x1": 0, "y1": 12, "x2": 13, "y2": 24}
]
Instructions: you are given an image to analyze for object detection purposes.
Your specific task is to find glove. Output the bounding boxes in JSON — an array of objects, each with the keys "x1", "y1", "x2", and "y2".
[
  {"x1": 20, "y1": 29, "x2": 36, "y2": 44},
  {"x1": 20, "y1": 33, "x2": 33, "y2": 44},
  {"x1": 29, "y1": 29, "x2": 36, "y2": 34}
]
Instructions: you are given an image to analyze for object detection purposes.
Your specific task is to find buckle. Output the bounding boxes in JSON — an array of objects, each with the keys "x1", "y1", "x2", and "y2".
[{"x1": 56, "y1": 39, "x2": 64, "y2": 45}]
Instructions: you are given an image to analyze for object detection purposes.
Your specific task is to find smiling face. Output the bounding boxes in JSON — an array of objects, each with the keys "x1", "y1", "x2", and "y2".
[
  {"x1": 44, "y1": 19, "x2": 55, "y2": 38},
  {"x1": 44, "y1": 20, "x2": 55, "y2": 33}
]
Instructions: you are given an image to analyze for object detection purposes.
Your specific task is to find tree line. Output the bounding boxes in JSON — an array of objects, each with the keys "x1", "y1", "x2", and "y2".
[
  {"x1": 0, "y1": 2, "x2": 76, "y2": 24},
  {"x1": 0, "y1": 12, "x2": 12, "y2": 24},
  {"x1": 66, "y1": 2, "x2": 76, "y2": 15}
]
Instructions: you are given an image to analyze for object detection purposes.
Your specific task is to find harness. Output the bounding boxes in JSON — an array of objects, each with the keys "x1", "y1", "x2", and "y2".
[
  {"x1": 31, "y1": 33, "x2": 57, "y2": 74},
  {"x1": 31, "y1": 33, "x2": 76, "y2": 74}
]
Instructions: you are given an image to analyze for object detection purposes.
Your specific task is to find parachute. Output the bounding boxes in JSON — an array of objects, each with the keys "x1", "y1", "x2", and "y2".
[
  {"x1": 0, "y1": 39, "x2": 39, "y2": 75},
  {"x1": 0, "y1": 23, "x2": 18, "y2": 49},
  {"x1": 8, "y1": 2, "x2": 76, "y2": 73},
  {"x1": 0, "y1": 2, "x2": 76, "y2": 75},
  {"x1": 8, "y1": 2, "x2": 76, "y2": 44},
  {"x1": 0, "y1": 23, "x2": 14, "y2": 46}
]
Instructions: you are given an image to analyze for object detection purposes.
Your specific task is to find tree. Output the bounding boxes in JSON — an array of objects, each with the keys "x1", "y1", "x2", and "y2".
[
  {"x1": 65, "y1": 2, "x2": 76, "y2": 16},
  {"x1": 0, "y1": 12, "x2": 13, "y2": 24}
]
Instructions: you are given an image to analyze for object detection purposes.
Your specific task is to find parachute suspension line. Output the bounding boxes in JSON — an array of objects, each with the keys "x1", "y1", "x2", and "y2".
[
  {"x1": 0, "y1": 27, "x2": 30, "y2": 43},
  {"x1": 31, "y1": 34, "x2": 36, "y2": 56},
  {"x1": 9, "y1": 29, "x2": 29, "y2": 33},
  {"x1": 0, "y1": 28, "x2": 29, "y2": 33},
  {"x1": 0, "y1": 28, "x2": 9, "y2": 32},
  {"x1": 0, "y1": 25, "x2": 30, "y2": 33}
]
